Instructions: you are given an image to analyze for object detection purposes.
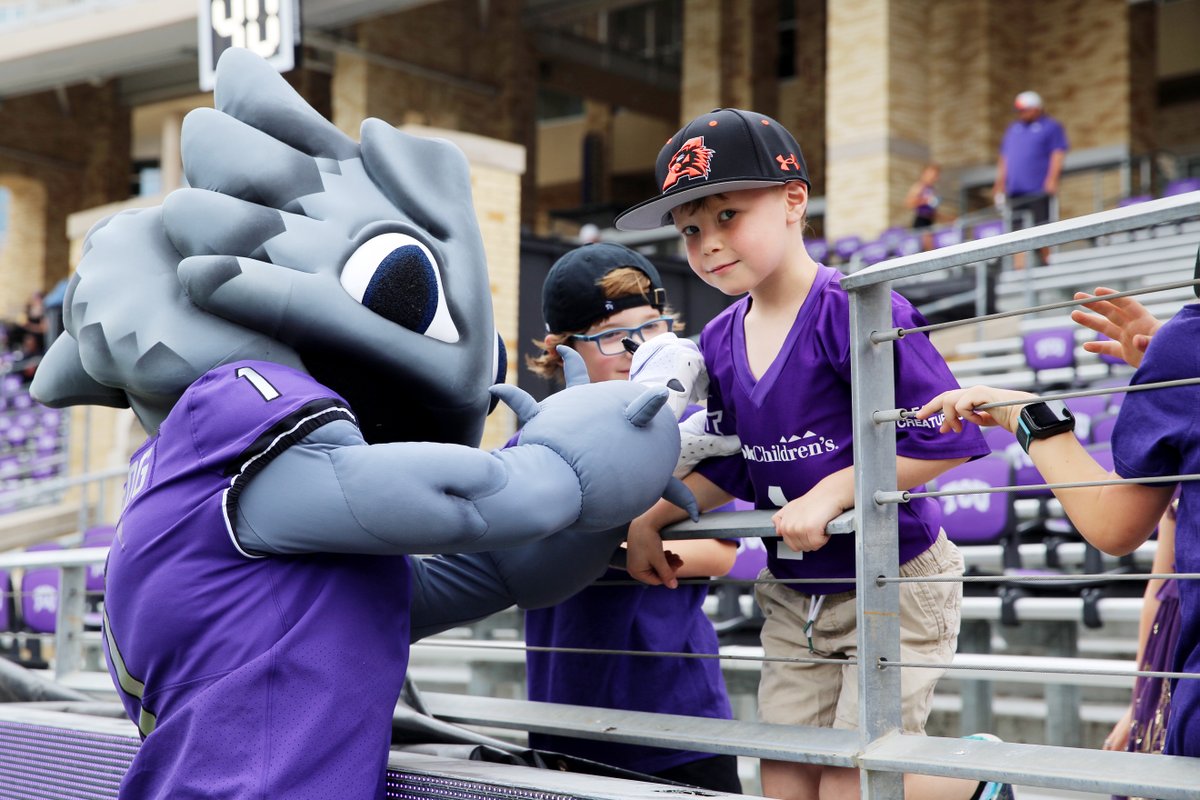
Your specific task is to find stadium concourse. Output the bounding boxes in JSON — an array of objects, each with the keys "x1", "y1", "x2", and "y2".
[{"x1": 0, "y1": 195, "x2": 1197, "y2": 800}]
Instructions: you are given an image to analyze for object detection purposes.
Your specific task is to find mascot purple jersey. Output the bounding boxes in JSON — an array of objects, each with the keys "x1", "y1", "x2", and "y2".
[
  {"x1": 33, "y1": 49, "x2": 696, "y2": 799},
  {"x1": 107, "y1": 361, "x2": 410, "y2": 798}
]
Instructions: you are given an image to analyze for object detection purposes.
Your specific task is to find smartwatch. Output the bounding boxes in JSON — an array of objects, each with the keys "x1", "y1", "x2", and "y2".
[{"x1": 1015, "y1": 400, "x2": 1075, "y2": 453}]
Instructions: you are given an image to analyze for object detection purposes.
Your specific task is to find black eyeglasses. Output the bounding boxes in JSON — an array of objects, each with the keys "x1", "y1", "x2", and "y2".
[{"x1": 571, "y1": 317, "x2": 674, "y2": 356}]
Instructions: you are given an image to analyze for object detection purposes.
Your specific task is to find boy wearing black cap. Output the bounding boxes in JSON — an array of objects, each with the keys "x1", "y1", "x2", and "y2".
[
  {"x1": 618, "y1": 110, "x2": 1010, "y2": 800},
  {"x1": 525, "y1": 242, "x2": 743, "y2": 793}
]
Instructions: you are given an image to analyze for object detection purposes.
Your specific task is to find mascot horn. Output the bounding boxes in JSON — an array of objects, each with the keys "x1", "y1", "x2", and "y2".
[{"x1": 33, "y1": 48, "x2": 695, "y2": 800}]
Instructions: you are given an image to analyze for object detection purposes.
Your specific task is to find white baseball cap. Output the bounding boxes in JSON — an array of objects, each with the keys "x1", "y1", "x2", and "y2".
[{"x1": 1014, "y1": 91, "x2": 1043, "y2": 110}]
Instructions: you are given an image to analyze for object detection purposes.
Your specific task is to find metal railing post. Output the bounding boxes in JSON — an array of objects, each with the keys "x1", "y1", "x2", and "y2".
[
  {"x1": 849, "y1": 281, "x2": 904, "y2": 799},
  {"x1": 55, "y1": 565, "x2": 86, "y2": 680}
]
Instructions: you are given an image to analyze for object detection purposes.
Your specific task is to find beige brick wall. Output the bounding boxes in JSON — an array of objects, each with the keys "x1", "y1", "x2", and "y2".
[{"x1": 0, "y1": 81, "x2": 129, "y2": 317}]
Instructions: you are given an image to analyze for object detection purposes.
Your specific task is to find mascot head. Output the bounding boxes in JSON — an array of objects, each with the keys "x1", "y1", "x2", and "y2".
[{"x1": 34, "y1": 49, "x2": 503, "y2": 447}]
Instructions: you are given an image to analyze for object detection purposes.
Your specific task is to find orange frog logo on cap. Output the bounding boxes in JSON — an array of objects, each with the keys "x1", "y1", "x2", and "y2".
[{"x1": 662, "y1": 137, "x2": 715, "y2": 191}]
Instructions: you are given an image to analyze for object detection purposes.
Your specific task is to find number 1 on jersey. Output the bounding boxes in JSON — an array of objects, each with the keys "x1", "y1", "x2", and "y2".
[{"x1": 236, "y1": 367, "x2": 281, "y2": 401}]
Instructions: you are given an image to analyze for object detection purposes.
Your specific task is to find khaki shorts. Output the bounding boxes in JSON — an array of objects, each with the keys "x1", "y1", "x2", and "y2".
[{"x1": 754, "y1": 531, "x2": 963, "y2": 732}]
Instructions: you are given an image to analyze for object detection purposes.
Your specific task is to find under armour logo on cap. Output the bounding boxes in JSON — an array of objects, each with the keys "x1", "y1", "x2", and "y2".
[{"x1": 776, "y1": 154, "x2": 801, "y2": 172}]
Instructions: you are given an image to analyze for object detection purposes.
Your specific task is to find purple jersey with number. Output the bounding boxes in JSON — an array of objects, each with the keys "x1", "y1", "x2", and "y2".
[
  {"x1": 1000, "y1": 115, "x2": 1069, "y2": 196},
  {"x1": 696, "y1": 265, "x2": 988, "y2": 593},
  {"x1": 523, "y1": 403, "x2": 732, "y2": 775},
  {"x1": 1110, "y1": 305, "x2": 1200, "y2": 758},
  {"x1": 104, "y1": 360, "x2": 412, "y2": 799}
]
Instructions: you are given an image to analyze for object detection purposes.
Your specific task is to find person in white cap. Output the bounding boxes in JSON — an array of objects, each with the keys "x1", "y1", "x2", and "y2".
[{"x1": 992, "y1": 90, "x2": 1069, "y2": 268}]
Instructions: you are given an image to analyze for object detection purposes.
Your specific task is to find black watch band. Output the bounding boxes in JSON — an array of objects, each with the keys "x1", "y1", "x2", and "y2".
[{"x1": 1015, "y1": 401, "x2": 1075, "y2": 454}]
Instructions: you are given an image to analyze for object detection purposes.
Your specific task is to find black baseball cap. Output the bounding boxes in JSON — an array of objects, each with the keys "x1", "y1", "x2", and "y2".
[
  {"x1": 542, "y1": 243, "x2": 666, "y2": 333},
  {"x1": 614, "y1": 108, "x2": 810, "y2": 231}
]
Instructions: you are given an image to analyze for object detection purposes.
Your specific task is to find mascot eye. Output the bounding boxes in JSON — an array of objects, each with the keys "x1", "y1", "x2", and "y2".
[{"x1": 340, "y1": 233, "x2": 459, "y2": 343}]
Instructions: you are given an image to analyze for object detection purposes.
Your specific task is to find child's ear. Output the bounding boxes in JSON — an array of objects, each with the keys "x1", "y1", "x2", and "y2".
[{"x1": 784, "y1": 182, "x2": 808, "y2": 224}]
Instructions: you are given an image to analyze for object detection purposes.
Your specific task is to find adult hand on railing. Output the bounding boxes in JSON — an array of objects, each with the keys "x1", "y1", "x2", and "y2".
[{"x1": 1071, "y1": 286, "x2": 1163, "y2": 368}]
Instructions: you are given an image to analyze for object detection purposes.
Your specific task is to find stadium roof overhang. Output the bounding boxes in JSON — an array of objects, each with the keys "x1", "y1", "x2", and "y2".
[{"x1": 0, "y1": 0, "x2": 437, "y2": 101}]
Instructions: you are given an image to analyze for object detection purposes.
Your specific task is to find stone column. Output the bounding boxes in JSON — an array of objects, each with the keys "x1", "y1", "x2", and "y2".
[{"x1": 826, "y1": 0, "x2": 932, "y2": 240}]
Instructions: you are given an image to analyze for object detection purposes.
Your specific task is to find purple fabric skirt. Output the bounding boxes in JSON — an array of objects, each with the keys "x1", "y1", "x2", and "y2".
[{"x1": 1114, "y1": 579, "x2": 1180, "y2": 800}]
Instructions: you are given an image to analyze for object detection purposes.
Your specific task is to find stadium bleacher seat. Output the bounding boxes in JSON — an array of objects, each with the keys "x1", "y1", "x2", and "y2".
[
  {"x1": 1117, "y1": 194, "x2": 1152, "y2": 208},
  {"x1": 931, "y1": 227, "x2": 963, "y2": 248},
  {"x1": 933, "y1": 452, "x2": 1016, "y2": 558},
  {"x1": 857, "y1": 240, "x2": 890, "y2": 266},
  {"x1": 81, "y1": 526, "x2": 116, "y2": 629},
  {"x1": 896, "y1": 234, "x2": 922, "y2": 256},
  {"x1": 1090, "y1": 412, "x2": 1118, "y2": 446},
  {"x1": 1063, "y1": 394, "x2": 1109, "y2": 443},
  {"x1": 805, "y1": 237, "x2": 828, "y2": 262},
  {"x1": 1163, "y1": 177, "x2": 1200, "y2": 197},
  {"x1": 972, "y1": 219, "x2": 1004, "y2": 239},
  {"x1": 833, "y1": 235, "x2": 862, "y2": 263},
  {"x1": 1021, "y1": 327, "x2": 1077, "y2": 390},
  {"x1": 21, "y1": 542, "x2": 62, "y2": 636}
]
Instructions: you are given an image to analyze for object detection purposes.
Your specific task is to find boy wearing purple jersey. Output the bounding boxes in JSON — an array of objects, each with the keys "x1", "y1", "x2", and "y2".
[{"x1": 615, "y1": 109, "x2": 1002, "y2": 800}]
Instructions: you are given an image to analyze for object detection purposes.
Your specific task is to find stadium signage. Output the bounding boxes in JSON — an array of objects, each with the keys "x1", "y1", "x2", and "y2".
[{"x1": 198, "y1": 0, "x2": 298, "y2": 91}]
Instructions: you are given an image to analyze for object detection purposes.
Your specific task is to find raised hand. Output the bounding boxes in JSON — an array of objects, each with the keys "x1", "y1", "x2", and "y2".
[{"x1": 1071, "y1": 287, "x2": 1162, "y2": 369}]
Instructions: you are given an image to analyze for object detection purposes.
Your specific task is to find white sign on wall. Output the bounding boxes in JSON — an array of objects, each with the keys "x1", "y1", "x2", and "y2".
[{"x1": 198, "y1": 0, "x2": 299, "y2": 91}]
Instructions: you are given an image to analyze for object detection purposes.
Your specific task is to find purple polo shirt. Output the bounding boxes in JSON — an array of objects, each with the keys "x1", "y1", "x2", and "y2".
[
  {"x1": 696, "y1": 266, "x2": 988, "y2": 594},
  {"x1": 1110, "y1": 304, "x2": 1200, "y2": 758},
  {"x1": 1000, "y1": 115, "x2": 1069, "y2": 196},
  {"x1": 105, "y1": 361, "x2": 412, "y2": 799}
]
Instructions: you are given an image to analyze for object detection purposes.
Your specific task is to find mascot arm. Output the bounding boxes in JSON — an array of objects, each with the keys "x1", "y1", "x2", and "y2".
[
  {"x1": 235, "y1": 418, "x2": 583, "y2": 555},
  {"x1": 408, "y1": 527, "x2": 625, "y2": 641}
]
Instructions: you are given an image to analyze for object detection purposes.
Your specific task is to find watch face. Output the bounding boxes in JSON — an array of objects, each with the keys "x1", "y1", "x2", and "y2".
[{"x1": 1026, "y1": 399, "x2": 1071, "y2": 429}]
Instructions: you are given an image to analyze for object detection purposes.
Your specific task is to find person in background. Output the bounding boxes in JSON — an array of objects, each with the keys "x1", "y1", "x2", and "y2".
[
  {"x1": 906, "y1": 162, "x2": 943, "y2": 251},
  {"x1": 524, "y1": 242, "x2": 742, "y2": 793},
  {"x1": 992, "y1": 91, "x2": 1068, "y2": 269}
]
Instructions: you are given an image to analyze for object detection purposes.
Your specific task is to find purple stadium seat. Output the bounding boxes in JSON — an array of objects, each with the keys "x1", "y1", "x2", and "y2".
[
  {"x1": 896, "y1": 234, "x2": 923, "y2": 256},
  {"x1": 805, "y1": 238, "x2": 829, "y2": 262},
  {"x1": 4, "y1": 426, "x2": 27, "y2": 448},
  {"x1": 931, "y1": 227, "x2": 963, "y2": 249},
  {"x1": 10, "y1": 392, "x2": 32, "y2": 410},
  {"x1": 833, "y1": 236, "x2": 863, "y2": 262},
  {"x1": 81, "y1": 526, "x2": 116, "y2": 629},
  {"x1": 879, "y1": 226, "x2": 906, "y2": 251},
  {"x1": 933, "y1": 454, "x2": 1012, "y2": 546},
  {"x1": 1, "y1": 375, "x2": 21, "y2": 395},
  {"x1": 857, "y1": 240, "x2": 890, "y2": 266},
  {"x1": 728, "y1": 537, "x2": 768, "y2": 582},
  {"x1": 39, "y1": 408, "x2": 62, "y2": 429},
  {"x1": 0, "y1": 570, "x2": 10, "y2": 632},
  {"x1": 1164, "y1": 177, "x2": 1200, "y2": 197},
  {"x1": 1022, "y1": 327, "x2": 1076, "y2": 374},
  {"x1": 972, "y1": 219, "x2": 1005, "y2": 239},
  {"x1": 21, "y1": 542, "x2": 63, "y2": 634},
  {"x1": 982, "y1": 426, "x2": 1022, "y2": 462},
  {"x1": 1064, "y1": 394, "x2": 1109, "y2": 443},
  {"x1": 1117, "y1": 194, "x2": 1152, "y2": 208}
]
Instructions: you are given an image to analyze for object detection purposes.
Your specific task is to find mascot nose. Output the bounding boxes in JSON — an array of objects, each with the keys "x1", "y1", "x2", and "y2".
[{"x1": 363, "y1": 245, "x2": 438, "y2": 334}]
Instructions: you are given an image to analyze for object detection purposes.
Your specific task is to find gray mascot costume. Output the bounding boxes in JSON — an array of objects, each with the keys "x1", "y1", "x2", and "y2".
[{"x1": 32, "y1": 49, "x2": 693, "y2": 799}]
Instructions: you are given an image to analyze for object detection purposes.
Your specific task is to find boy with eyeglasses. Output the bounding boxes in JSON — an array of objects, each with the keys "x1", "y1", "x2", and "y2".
[{"x1": 524, "y1": 241, "x2": 743, "y2": 793}]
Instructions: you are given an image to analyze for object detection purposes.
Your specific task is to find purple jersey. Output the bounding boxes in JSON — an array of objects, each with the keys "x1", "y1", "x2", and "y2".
[
  {"x1": 1000, "y1": 115, "x2": 1069, "y2": 196},
  {"x1": 104, "y1": 360, "x2": 412, "y2": 799},
  {"x1": 696, "y1": 265, "x2": 988, "y2": 593},
  {"x1": 1110, "y1": 304, "x2": 1200, "y2": 758},
  {"x1": 525, "y1": 569, "x2": 732, "y2": 774}
]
